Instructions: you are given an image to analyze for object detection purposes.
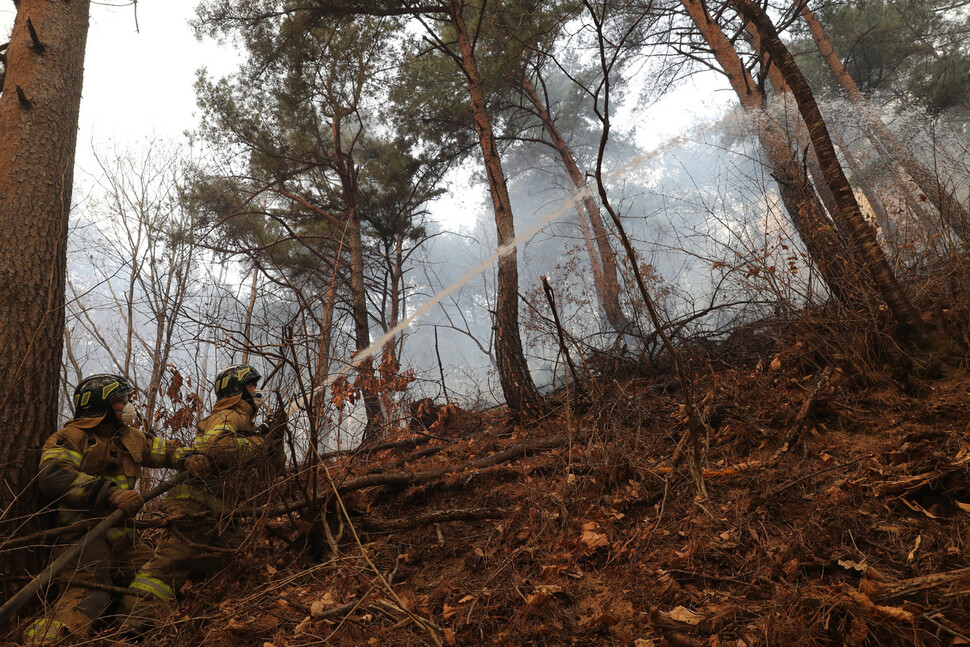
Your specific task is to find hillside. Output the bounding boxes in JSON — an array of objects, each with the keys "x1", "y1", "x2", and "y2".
[{"x1": 10, "y1": 347, "x2": 969, "y2": 647}]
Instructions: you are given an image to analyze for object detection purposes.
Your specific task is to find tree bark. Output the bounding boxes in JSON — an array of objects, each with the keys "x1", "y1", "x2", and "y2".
[
  {"x1": 729, "y1": 0, "x2": 928, "y2": 338},
  {"x1": 682, "y1": 0, "x2": 859, "y2": 304},
  {"x1": 0, "y1": 0, "x2": 91, "y2": 584},
  {"x1": 829, "y1": 125, "x2": 895, "y2": 244},
  {"x1": 449, "y1": 1, "x2": 546, "y2": 417},
  {"x1": 520, "y1": 74, "x2": 633, "y2": 335},
  {"x1": 798, "y1": 0, "x2": 970, "y2": 247},
  {"x1": 333, "y1": 118, "x2": 384, "y2": 439}
]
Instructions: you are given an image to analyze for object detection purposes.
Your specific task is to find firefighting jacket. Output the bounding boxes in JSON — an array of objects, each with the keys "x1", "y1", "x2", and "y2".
[
  {"x1": 38, "y1": 418, "x2": 186, "y2": 534},
  {"x1": 167, "y1": 396, "x2": 283, "y2": 513}
]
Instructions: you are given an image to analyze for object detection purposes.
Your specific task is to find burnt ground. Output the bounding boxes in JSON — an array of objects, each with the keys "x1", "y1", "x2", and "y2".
[{"x1": 5, "y1": 359, "x2": 970, "y2": 646}]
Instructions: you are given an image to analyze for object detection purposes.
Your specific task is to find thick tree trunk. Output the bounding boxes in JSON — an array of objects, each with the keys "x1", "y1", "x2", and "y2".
[
  {"x1": 682, "y1": 0, "x2": 859, "y2": 304},
  {"x1": 0, "y1": 0, "x2": 91, "y2": 583},
  {"x1": 380, "y1": 236, "x2": 404, "y2": 429},
  {"x1": 520, "y1": 75, "x2": 633, "y2": 335},
  {"x1": 347, "y1": 195, "x2": 384, "y2": 440},
  {"x1": 744, "y1": 24, "x2": 844, "y2": 234},
  {"x1": 829, "y1": 125, "x2": 895, "y2": 243},
  {"x1": 333, "y1": 120, "x2": 384, "y2": 439},
  {"x1": 729, "y1": 0, "x2": 928, "y2": 337},
  {"x1": 450, "y1": 2, "x2": 546, "y2": 417},
  {"x1": 798, "y1": 1, "x2": 970, "y2": 247}
]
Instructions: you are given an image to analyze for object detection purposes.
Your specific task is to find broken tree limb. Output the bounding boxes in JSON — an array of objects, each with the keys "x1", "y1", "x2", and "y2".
[
  {"x1": 0, "y1": 472, "x2": 188, "y2": 629},
  {"x1": 0, "y1": 515, "x2": 170, "y2": 552},
  {"x1": 335, "y1": 434, "x2": 568, "y2": 494},
  {"x1": 783, "y1": 365, "x2": 835, "y2": 450},
  {"x1": 872, "y1": 449, "x2": 970, "y2": 497},
  {"x1": 358, "y1": 507, "x2": 508, "y2": 532},
  {"x1": 874, "y1": 566, "x2": 970, "y2": 602},
  {"x1": 769, "y1": 454, "x2": 874, "y2": 495},
  {"x1": 315, "y1": 435, "x2": 434, "y2": 463},
  {"x1": 668, "y1": 387, "x2": 718, "y2": 469},
  {"x1": 365, "y1": 441, "x2": 455, "y2": 474},
  {"x1": 256, "y1": 435, "x2": 568, "y2": 518}
]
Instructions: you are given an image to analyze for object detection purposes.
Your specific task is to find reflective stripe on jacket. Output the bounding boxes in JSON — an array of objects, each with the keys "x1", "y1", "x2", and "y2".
[
  {"x1": 169, "y1": 397, "x2": 281, "y2": 512},
  {"x1": 38, "y1": 419, "x2": 185, "y2": 525}
]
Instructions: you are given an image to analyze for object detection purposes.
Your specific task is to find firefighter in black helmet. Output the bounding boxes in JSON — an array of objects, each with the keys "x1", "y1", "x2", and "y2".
[
  {"x1": 24, "y1": 374, "x2": 192, "y2": 644},
  {"x1": 118, "y1": 363, "x2": 284, "y2": 633}
]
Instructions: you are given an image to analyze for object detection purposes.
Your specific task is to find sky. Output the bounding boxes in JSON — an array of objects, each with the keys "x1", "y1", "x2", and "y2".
[
  {"x1": 0, "y1": 1, "x2": 239, "y2": 183},
  {"x1": 0, "y1": 2, "x2": 727, "y2": 232}
]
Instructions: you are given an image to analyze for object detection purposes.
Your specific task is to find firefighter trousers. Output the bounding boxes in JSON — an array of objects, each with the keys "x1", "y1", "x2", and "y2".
[
  {"x1": 24, "y1": 529, "x2": 151, "y2": 644},
  {"x1": 116, "y1": 501, "x2": 246, "y2": 631}
]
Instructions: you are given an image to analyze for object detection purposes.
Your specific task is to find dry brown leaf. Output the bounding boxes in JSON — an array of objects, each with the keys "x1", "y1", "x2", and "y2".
[
  {"x1": 907, "y1": 534, "x2": 922, "y2": 562},
  {"x1": 668, "y1": 605, "x2": 704, "y2": 625},
  {"x1": 956, "y1": 501, "x2": 970, "y2": 513},
  {"x1": 525, "y1": 590, "x2": 553, "y2": 609},
  {"x1": 536, "y1": 584, "x2": 563, "y2": 595},
  {"x1": 581, "y1": 522, "x2": 609, "y2": 550},
  {"x1": 310, "y1": 592, "x2": 337, "y2": 617},
  {"x1": 442, "y1": 603, "x2": 460, "y2": 619},
  {"x1": 846, "y1": 590, "x2": 915, "y2": 623},
  {"x1": 444, "y1": 627, "x2": 457, "y2": 646},
  {"x1": 293, "y1": 616, "x2": 313, "y2": 635},
  {"x1": 227, "y1": 617, "x2": 250, "y2": 632},
  {"x1": 838, "y1": 558, "x2": 868, "y2": 573}
]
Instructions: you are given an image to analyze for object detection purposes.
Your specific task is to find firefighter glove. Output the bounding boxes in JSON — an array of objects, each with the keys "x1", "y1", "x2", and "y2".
[
  {"x1": 107, "y1": 488, "x2": 144, "y2": 517},
  {"x1": 184, "y1": 453, "x2": 212, "y2": 479}
]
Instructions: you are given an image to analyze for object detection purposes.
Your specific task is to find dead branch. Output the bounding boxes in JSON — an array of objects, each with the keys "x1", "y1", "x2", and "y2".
[
  {"x1": 873, "y1": 566, "x2": 970, "y2": 602},
  {"x1": 872, "y1": 449, "x2": 970, "y2": 497},
  {"x1": 783, "y1": 365, "x2": 835, "y2": 449},
  {"x1": 358, "y1": 506, "x2": 507, "y2": 532},
  {"x1": 769, "y1": 454, "x2": 873, "y2": 495}
]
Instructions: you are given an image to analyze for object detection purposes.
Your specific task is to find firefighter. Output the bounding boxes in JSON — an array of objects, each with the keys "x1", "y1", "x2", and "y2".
[
  {"x1": 117, "y1": 363, "x2": 284, "y2": 632},
  {"x1": 24, "y1": 374, "x2": 202, "y2": 644}
]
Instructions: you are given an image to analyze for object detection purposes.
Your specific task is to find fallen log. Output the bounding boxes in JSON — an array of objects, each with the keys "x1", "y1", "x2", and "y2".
[{"x1": 257, "y1": 435, "x2": 567, "y2": 518}]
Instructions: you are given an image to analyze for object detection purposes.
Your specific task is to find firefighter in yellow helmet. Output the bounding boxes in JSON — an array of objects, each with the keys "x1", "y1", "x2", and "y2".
[
  {"x1": 117, "y1": 364, "x2": 284, "y2": 632},
  {"x1": 24, "y1": 374, "x2": 192, "y2": 645}
]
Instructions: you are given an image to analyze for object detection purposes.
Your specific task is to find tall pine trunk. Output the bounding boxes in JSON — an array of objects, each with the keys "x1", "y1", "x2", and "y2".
[
  {"x1": 450, "y1": 1, "x2": 546, "y2": 417},
  {"x1": 520, "y1": 74, "x2": 632, "y2": 335},
  {"x1": 729, "y1": 0, "x2": 928, "y2": 338},
  {"x1": 0, "y1": 0, "x2": 91, "y2": 582},
  {"x1": 333, "y1": 119, "x2": 384, "y2": 439},
  {"x1": 682, "y1": 0, "x2": 859, "y2": 304},
  {"x1": 798, "y1": 1, "x2": 970, "y2": 247}
]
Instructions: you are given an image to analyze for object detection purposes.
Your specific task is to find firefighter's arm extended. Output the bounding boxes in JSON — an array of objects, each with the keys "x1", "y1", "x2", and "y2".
[
  {"x1": 144, "y1": 434, "x2": 190, "y2": 470},
  {"x1": 37, "y1": 431, "x2": 125, "y2": 512},
  {"x1": 190, "y1": 412, "x2": 263, "y2": 468}
]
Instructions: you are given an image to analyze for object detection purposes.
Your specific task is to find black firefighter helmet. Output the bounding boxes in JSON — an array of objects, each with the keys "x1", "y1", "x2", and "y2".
[
  {"x1": 214, "y1": 364, "x2": 261, "y2": 400},
  {"x1": 73, "y1": 374, "x2": 135, "y2": 419}
]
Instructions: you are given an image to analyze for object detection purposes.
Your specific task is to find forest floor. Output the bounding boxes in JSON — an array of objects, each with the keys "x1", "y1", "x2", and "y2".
[{"x1": 7, "y1": 348, "x2": 970, "y2": 646}]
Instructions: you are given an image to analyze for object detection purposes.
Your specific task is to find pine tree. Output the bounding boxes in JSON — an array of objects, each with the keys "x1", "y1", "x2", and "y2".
[{"x1": 0, "y1": 0, "x2": 91, "y2": 582}]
